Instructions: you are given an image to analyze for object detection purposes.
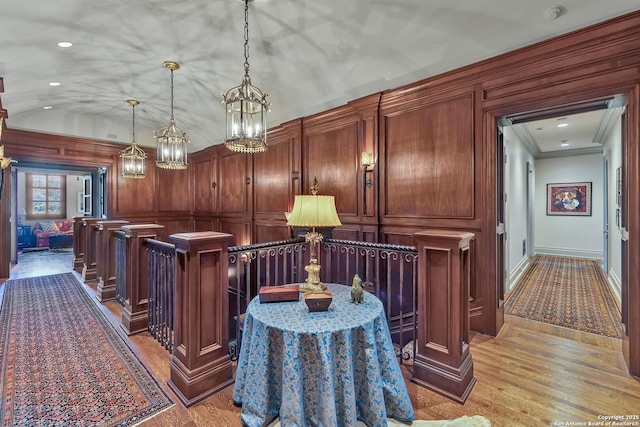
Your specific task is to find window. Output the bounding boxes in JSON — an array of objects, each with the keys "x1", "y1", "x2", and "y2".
[{"x1": 26, "y1": 173, "x2": 66, "y2": 219}]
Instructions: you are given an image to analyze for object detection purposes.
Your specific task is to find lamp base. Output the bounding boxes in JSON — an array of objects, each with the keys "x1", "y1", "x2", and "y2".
[
  {"x1": 304, "y1": 290, "x2": 332, "y2": 312},
  {"x1": 300, "y1": 259, "x2": 326, "y2": 292}
]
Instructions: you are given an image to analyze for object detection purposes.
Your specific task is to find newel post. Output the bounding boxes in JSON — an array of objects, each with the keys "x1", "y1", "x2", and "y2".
[
  {"x1": 121, "y1": 224, "x2": 165, "y2": 335},
  {"x1": 168, "y1": 231, "x2": 234, "y2": 407},
  {"x1": 82, "y1": 218, "x2": 103, "y2": 281},
  {"x1": 73, "y1": 215, "x2": 87, "y2": 273},
  {"x1": 95, "y1": 220, "x2": 129, "y2": 302},
  {"x1": 412, "y1": 230, "x2": 476, "y2": 403}
]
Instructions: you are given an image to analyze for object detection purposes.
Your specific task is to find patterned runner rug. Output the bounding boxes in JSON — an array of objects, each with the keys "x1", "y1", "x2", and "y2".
[
  {"x1": 505, "y1": 255, "x2": 623, "y2": 338},
  {"x1": 0, "y1": 273, "x2": 173, "y2": 426}
]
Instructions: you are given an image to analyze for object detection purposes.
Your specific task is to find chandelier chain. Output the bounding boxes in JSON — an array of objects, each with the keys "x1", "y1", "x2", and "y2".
[
  {"x1": 244, "y1": 0, "x2": 250, "y2": 74},
  {"x1": 170, "y1": 68, "x2": 175, "y2": 120},
  {"x1": 131, "y1": 102, "x2": 136, "y2": 143}
]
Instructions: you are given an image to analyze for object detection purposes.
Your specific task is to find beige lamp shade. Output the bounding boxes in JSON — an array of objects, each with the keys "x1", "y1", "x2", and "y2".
[{"x1": 286, "y1": 195, "x2": 342, "y2": 228}]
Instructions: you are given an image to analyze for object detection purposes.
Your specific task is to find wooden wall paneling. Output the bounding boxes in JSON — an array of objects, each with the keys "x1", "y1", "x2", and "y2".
[
  {"x1": 253, "y1": 129, "x2": 294, "y2": 216},
  {"x1": 219, "y1": 216, "x2": 251, "y2": 247},
  {"x1": 114, "y1": 155, "x2": 157, "y2": 215},
  {"x1": 218, "y1": 150, "x2": 251, "y2": 215},
  {"x1": 193, "y1": 216, "x2": 218, "y2": 232},
  {"x1": 0, "y1": 166, "x2": 11, "y2": 280},
  {"x1": 304, "y1": 124, "x2": 359, "y2": 218},
  {"x1": 253, "y1": 221, "x2": 292, "y2": 244},
  {"x1": 156, "y1": 167, "x2": 190, "y2": 212},
  {"x1": 157, "y1": 218, "x2": 192, "y2": 241},
  {"x1": 349, "y1": 95, "x2": 381, "y2": 221},
  {"x1": 191, "y1": 150, "x2": 217, "y2": 214},
  {"x1": 380, "y1": 92, "x2": 475, "y2": 222},
  {"x1": 302, "y1": 95, "x2": 381, "y2": 225},
  {"x1": 253, "y1": 120, "x2": 302, "y2": 242},
  {"x1": 622, "y1": 84, "x2": 639, "y2": 376}
]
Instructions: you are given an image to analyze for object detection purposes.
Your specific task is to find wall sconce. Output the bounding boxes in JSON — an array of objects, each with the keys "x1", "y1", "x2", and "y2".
[
  {"x1": 361, "y1": 152, "x2": 374, "y2": 215},
  {"x1": 361, "y1": 151, "x2": 375, "y2": 188}
]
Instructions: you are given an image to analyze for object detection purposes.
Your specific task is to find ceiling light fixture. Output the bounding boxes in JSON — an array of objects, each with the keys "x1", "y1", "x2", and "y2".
[
  {"x1": 557, "y1": 123, "x2": 568, "y2": 127},
  {"x1": 221, "y1": 0, "x2": 270, "y2": 154},
  {"x1": 43, "y1": 106, "x2": 53, "y2": 110},
  {"x1": 155, "y1": 61, "x2": 189, "y2": 170},
  {"x1": 57, "y1": 41, "x2": 73, "y2": 48},
  {"x1": 49, "y1": 82, "x2": 61, "y2": 86},
  {"x1": 120, "y1": 100, "x2": 147, "y2": 179}
]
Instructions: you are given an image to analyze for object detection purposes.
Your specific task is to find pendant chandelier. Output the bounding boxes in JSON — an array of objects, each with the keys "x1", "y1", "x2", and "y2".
[
  {"x1": 120, "y1": 100, "x2": 147, "y2": 179},
  {"x1": 155, "y1": 61, "x2": 189, "y2": 169},
  {"x1": 221, "y1": 0, "x2": 270, "y2": 153}
]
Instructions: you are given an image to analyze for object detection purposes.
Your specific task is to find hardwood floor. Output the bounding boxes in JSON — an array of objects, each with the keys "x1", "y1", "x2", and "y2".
[{"x1": 4, "y1": 251, "x2": 640, "y2": 426}]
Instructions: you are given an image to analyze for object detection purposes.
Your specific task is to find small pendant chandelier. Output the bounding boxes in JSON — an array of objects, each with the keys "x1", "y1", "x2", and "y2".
[
  {"x1": 221, "y1": 0, "x2": 270, "y2": 153},
  {"x1": 120, "y1": 100, "x2": 147, "y2": 179},
  {"x1": 155, "y1": 61, "x2": 189, "y2": 169}
]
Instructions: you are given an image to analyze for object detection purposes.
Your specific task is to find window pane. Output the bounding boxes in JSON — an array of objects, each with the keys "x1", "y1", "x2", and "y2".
[
  {"x1": 32, "y1": 188, "x2": 47, "y2": 201},
  {"x1": 48, "y1": 202, "x2": 62, "y2": 215},
  {"x1": 32, "y1": 202, "x2": 47, "y2": 214},
  {"x1": 32, "y1": 175, "x2": 47, "y2": 187},
  {"x1": 48, "y1": 175, "x2": 62, "y2": 187},
  {"x1": 48, "y1": 189, "x2": 62, "y2": 201}
]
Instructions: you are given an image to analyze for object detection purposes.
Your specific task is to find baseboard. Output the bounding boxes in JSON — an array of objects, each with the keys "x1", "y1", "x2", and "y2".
[
  {"x1": 534, "y1": 246, "x2": 603, "y2": 261},
  {"x1": 607, "y1": 269, "x2": 622, "y2": 308},
  {"x1": 508, "y1": 256, "x2": 530, "y2": 291}
]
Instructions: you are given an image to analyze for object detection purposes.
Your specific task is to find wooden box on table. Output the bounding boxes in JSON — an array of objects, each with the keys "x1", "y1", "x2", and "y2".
[{"x1": 259, "y1": 285, "x2": 300, "y2": 303}]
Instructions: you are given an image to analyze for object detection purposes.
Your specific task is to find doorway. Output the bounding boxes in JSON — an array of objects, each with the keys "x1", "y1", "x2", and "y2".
[
  {"x1": 10, "y1": 163, "x2": 107, "y2": 265},
  {"x1": 498, "y1": 100, "x2": 626, "y2": 339}
]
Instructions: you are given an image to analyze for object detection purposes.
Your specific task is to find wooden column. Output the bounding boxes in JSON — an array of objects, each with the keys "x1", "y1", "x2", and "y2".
[
  {"x1": 168, "y1": 231, "x2": 234, "y2": 407},
  {"x1": 81, "y1": 218, "x2": 102, "y2": 281},
  {"x1": 95, "y1": 220, "x2": 129, "y2": 302},
  {"x1": 73, "y1": 215, "x2": 86, "y2": 273},
  {"x1": 121, "y1": 224, "x2": 164, "y2": 335},
  {"x1": 412, "y1": 230, "x2": 476, "y2": 404}
]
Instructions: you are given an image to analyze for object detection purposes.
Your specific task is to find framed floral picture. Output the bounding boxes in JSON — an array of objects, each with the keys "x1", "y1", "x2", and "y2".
[{"x1": 546, "y1": 182, "x2": 591, "y2": 216}]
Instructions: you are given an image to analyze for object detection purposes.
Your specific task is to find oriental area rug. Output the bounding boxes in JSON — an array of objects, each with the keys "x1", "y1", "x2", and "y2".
[
  {"x1": 0, "y1": 273, "x2": 173, "y2": 426},
  {"x1": 505, "y1": 255, "x2": 623, "y2": 339}
]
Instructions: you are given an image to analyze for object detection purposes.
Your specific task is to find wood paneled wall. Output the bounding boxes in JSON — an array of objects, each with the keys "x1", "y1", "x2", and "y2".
[
  {"x1": 0, "y1": 128, "x2": 192, "y2": 245},
  {"x1": 187, "y1": 12, "x2": 640, "y2": 354},
  {"x1": 1, "y1": 13, "x2": 639, "y2": 372}
]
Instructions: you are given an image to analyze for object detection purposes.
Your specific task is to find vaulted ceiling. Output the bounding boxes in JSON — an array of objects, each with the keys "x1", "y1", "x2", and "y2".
[{"x1": 1, "y1": 0, "x2": 638, "y2": 153}]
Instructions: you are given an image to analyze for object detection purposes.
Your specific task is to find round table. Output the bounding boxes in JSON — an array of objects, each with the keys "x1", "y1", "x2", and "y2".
[{"x1": 232, "y1": 283, "x2": 414, "y2": 427}]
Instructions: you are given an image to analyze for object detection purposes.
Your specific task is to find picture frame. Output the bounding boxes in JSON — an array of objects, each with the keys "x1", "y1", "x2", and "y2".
[{"x1": 546, "y1": 182, "x2": 591, "y2": 216}]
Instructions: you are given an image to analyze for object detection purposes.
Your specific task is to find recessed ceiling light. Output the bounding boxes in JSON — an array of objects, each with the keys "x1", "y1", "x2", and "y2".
[
  {"x1": 561, "y1": 142, "x2": 569, "y2": 147},
  {"x1": 43, "y1": 106, "x2": 53, "y2": 110},
  {"x1": 57, "y1": 41, "x2": 73, "y2": 48},
  {"x1": 557, "y1": 123, "x2": 568, "y2": 127},
  {"x1": 49, "y1": 82, "x2": 61, "y2": 86}
]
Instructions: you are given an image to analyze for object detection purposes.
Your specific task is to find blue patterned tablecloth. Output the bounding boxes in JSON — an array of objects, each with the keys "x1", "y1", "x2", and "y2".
[{"x1": 232, "y1": 283, "x2": 414, "y2": 427}]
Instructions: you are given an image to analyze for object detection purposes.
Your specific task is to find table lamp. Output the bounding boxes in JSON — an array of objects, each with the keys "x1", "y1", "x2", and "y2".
[{"x1": 286, "y1": 178, "x2": 341, "y2": 295}]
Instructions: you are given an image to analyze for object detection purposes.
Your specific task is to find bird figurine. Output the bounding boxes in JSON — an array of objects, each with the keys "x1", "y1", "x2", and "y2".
[{"x1": 350, "y1": 274, "x2": 364, "y2": 304}]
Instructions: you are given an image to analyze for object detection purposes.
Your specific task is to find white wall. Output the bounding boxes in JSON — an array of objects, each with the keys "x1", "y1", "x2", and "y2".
[
  {"x1": 504, "y1": 127, "x2": 535, "y2": 291},
  {"x1": 604, "y1": 120, "x2": 623, "y2": 301},
  {"x1": 534, "y1": 154, "x2": 604, "y2": 260}
]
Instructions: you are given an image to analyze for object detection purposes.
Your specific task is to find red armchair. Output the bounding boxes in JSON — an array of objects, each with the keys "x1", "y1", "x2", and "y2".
[{"x1": 33, "y1": 220, "x2": 74, "y2": 248}]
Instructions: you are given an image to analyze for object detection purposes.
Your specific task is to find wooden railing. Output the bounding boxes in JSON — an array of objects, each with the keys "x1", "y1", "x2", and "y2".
[
  {"x1": 226, "y1": 238, "x2": 418, "y2": 360},
  {"x1": 322, "y1": 239, "x2": 419, "y2": 357},
  {"x1": 146, "y1": 238, "x2": 176, "y2": 353},
  {"x1": 89, "y1": 226, "x2": 476, "y2": 405},
  {"x1": 114, "y1": 230, "x2": 127, "y2": 306}
]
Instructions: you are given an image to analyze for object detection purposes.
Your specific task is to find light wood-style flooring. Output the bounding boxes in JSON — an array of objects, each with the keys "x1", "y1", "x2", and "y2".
[{"x1": 4, "y1": 251, "x2": 640, "y2": 426}]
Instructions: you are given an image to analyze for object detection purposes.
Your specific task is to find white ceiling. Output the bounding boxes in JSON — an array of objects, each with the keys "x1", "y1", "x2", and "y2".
[{"x1": 1, "y1": 0, "x2": 639, "y2": 154}]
